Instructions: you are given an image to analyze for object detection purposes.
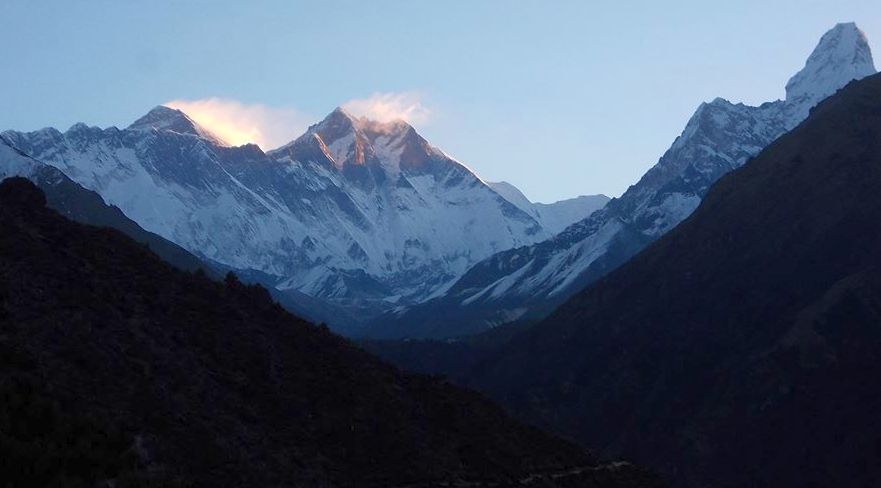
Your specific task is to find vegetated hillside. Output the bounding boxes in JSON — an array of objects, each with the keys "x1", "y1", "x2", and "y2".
[
  {"x1": 0, "y1": 177, "x2": 661, "y2": 488},
  {"x1": 470, "y1": 73, "x2": 881, "y2": 487}
]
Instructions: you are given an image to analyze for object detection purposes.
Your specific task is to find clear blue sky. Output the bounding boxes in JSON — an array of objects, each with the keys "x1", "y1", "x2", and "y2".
[{"x1": 1, "y1": 1, "x2": 878, "y2": 202}]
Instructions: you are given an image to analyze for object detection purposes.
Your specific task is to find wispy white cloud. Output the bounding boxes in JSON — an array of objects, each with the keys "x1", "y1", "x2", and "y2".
[
  {"x1": 164, "y1": 98, "x2": 311, "y2": 149},
  {"x1": 342, "y1": 92, "x2": 431, "y2": 125},
  {"x1": 165, "y1": 92, "x2": 431, "y2": 148}
]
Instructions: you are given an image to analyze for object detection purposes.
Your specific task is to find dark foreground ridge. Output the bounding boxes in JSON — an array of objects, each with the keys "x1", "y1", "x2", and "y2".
[
  {"x1": 469, "y1": 73, "x2": 881, "y2": 487},
  {"x1": 0, "y1": 176, "x2": 661, "y2": 487}
]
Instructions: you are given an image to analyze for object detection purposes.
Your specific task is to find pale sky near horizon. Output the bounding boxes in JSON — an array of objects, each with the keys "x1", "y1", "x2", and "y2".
[{"x1": 1, "y1": 1, "x2": 879, "y2": 202}]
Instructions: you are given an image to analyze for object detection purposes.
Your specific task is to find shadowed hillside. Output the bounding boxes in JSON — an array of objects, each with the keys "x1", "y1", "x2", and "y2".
[{"x1": 0, "y1": 177, "x2": 660, "y2": 487}]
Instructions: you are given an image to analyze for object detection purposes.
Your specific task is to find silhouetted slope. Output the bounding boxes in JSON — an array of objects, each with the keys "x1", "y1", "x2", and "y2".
[
  {"x1": 0, "y1": 177, "x2": 660, "y2": 488},
  {"x1": 471, "y1": 73, "x2": 881, "y2": 487}
]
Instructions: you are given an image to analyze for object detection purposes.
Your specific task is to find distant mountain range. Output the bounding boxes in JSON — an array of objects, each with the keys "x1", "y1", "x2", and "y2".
[
  {"x1": 488, "y1": 181, "x2": 609, "y2": 234},
  {"x1": 363, "y1": 22, "x2": 877, "y2": 339},
  {"x1": 7, "y1": 24, "x2": 869, "y2": 340},
  {"x1": 2, "y1": 106, "x2": 604, "y2": 332}
]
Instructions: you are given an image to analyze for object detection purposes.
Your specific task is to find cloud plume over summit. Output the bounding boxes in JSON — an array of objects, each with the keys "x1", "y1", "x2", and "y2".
[
  {"x1": 342, "y1": 92, "x2": 431, "y2": 125},
  {"x1": 165, "y1": 98, "x2": 311, "y2": 149}
]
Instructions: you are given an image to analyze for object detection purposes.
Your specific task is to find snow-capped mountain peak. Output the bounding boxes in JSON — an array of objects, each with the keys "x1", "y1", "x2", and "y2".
[
  {"x1": 272, "y1": 108, "x2": 445, "y2": 181},
  {"x1": 274, "y1": 107, "x2": 376, "y2": 169},
  {"x1": 128, "y1": 105, "x2": 229, "y2": 146},
  {"x1": 785, "y1": 22, "x2": 876, "y2": 115}
]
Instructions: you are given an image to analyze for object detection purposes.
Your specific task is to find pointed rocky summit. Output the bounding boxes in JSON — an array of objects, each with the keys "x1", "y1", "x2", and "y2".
[
  {"x1": 128, "y1": 105, "x2": 228, "y2": 146},
  {"x1": 785, "y1": 22, "x2": 876, "y2": 117}
]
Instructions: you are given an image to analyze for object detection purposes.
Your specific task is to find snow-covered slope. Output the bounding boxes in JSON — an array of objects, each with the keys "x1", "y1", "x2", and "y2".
[
  {"x1": 785, "y1": 22, "x2": 876, "y2": 121},
  {"x1": 487, "y1": 181, "x2": 534, "y2": 215},
  {"x1": 362, "y1": 22, "x2": 877, "y2": 339},
  {"x1": 488, "y1": 181, "x2": 609, "y2": 234},
  {"x1": 2, "y1": 107, "x2": 554, "y2": 329}
]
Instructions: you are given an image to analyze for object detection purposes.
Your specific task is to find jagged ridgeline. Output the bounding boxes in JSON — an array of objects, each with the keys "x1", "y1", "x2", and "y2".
[
  {"x1": 1, "y1": 107, "x2": 605, "y2": 334},
  {"x1": 367, "y1": 22, "x2": 877, "y2": 340},
  {"x1": 0, "y1": 177, "x2": 660, "y2": 487}
]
